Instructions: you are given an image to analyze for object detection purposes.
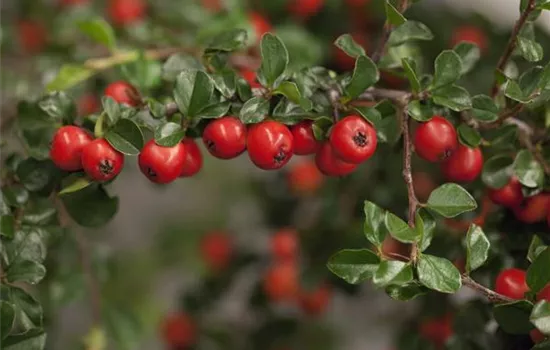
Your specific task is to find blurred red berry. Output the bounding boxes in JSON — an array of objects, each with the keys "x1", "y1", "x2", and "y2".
[
  {"x1": 161, "y1": 313, "x2": 196, "y2": 349},
  {"x1": 263, "y1": 262, "x2": 299, "y2": 302},
  {"x1": 241, "y1": 69, "x2": 262, "y2": 89},
  {"x1": 299, "y1": 284, "x2": 332, "y2": 316},
  {"x1": 495, "y1": 268, "x2": 529, "y2": 300},
  {"x1": 514, "y1": 194, "x2": 550, "y2": 224},
  {"x1": 419, "y1": 314, "x2": 453, "y2": 349},
  {"x1": 78, "y1": 94, "x2": 100, "y2": 116},
  {"x1": 288, "y1": 0, "x2": 324, "y2": 18},
  {"x1": 288, "y1": 159, "x2": 324, "y2": 195},
  {"x1": 17, "y1": 20, "x2": 47, "y2": 54},
  {"x1": 451, "y1": 25, "x2": 487, "y2": 53},
  {"x1": 200, "y1": 231, "x2": 233, "y2": 271},
  {"x1": 108, "y1": 0, "x2": 146, "y2": 26},
  {"x1": 104, "y1": 81, "x2": 141, "y2": 107},
  {"x1": 271, "y1": 228, "x2": 298, "y2": 262},
  {"x1": 249, "y1": 12, "x2": 272, "y2": 42}
]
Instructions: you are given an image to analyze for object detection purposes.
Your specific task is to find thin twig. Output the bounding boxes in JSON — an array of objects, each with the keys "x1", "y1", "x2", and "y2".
[
  {"x1": 371, "y1": 0, "x2": 409, "y2": 63},
  {"x1": 490, "y1": 0, "x2": 537, "y2": 97},
  {"x1": 518, "y1": 128, "x2": 550, "y2": 176},
  {"x1": 461, "y1": 275, "x2": 514, "y2": 303}
]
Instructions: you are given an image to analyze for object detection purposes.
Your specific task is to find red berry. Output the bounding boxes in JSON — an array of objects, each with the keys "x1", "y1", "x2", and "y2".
[
  {"x1": 108, "y1": 0, "x2": 146, "y2": 26},
  {"x1": 488, "y1": 177, "x2": 524, "y2": 208},
  {"x1": 495, "y1": 268, "x2": 529, "y2": 300},
  {"x1": 247, "y1": 121, "x2": 294, "y2": 170},
  {"x1": 104, "y1": 81, "x2": 141, "y2": 107},
  {"x1": 290, "y1": 120, "x2": 320, "y2": 155},
  {"x1": 50, "y1": 126, "x2": 92, "y2": 171},
  {"x1": 333, "y1": 33, "x2": 368, "y2": 71},
  {"x1": 200, "y1": 231, "x2": 232, "y2": 271},
  {"x1": 288, "y1": 159, "x2": 323, "y2": 195},
  {"x1": 271, "y1": 228, "x2": 298, "y2": 262},
  {"x1": 138, "y1": 140, "x2": 186, "y2": 184},
  {"x1": 329, "y1": 115, "x2": 377, "y2": 164},
  {"x1": 315, "y1": 142, "x2": 357, "y2": 176},
  {"x1": 81, "y1": 139, "x2": 124, "y2": 182},
  {"x1": 288, "y1": 0, "x2": 324, "y2": 18},
  {"x1": 17, "y1": 20, "x2": 47, "y2": 54},
  {"x1": 451, "y1": 26, "x2": 487, "y2": 53},
  {"x1": 263, "y1": 262, "x2": 299, "y2": 302},
  {"x1": 78, "y1": 94, "x2": 100, "y2": 116},
  {"x1": 241, "y1": 69, "x2": 261, "y2": 89},
  {"x1": 413, "y1": 116, "x2": 458, "y2": 162},
  {"x1": 249, "y1": 12, "x2": 272, "y2": 42},
  {"x1": 298, "y1": 284, "x2": 332, "y2": 316},
  {"x1": 441, "y1": 145, "x2": 483, "y2": 183},
  {"x1": 530, "y1": 329, "x2": 547, "y2": 344},
  {"x1": 380, "y1": 71, "x2": 408, "y2": 89},
  {"x1": 419, "y1": 314, "x2": 453, "y2": 348},
  {"x1": 180, "y1": 138, "x2": 202, "y2": 177},
  {"x1": 514, "y1": 194, "x2": 550, "y2": 224},
  {"x1": 537, "y1": 284, "x2": 550, "y2": 302},
  {"x1": 202, "y1": 116, "x2": 247, "y2": 159},
  {"x1": 161, "y1": 313, "x2": 196, "y2": 348}
]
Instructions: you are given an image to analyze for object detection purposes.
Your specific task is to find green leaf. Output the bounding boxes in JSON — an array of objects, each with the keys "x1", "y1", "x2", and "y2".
[
  {"x1": 1, "y1": 215, "x2": 15, "y2": 239},
  {"x1": 426, "y1": 183, "x2": 478, "y2": 218},
  {"x1": 385, "y1": 1, "x2": 407, "y2": 26},
  {"x1": 61, "y1": 185, "x2": 118, "y2": 227},
  {"x1": 528, "y1": 235, "x2": 548, "y2": 263},
  {"x1": 482, "y1": 155, "x2": 514, "y2": 189},
  {"x1": 154, "y1": 122, "x2": 185, "y2": 147},
  {"x1": 493, "y1": 300, "x2": 534, "y2": 334},
  {"x1": 0, "y1": 301, "x2": 15, "y2": 340},
  {"x1": 174, "y1": 69, "x2": 214, "y2": 118},
  {"x1": 105, "y1": 119, "x2": 144, "y2": 155},
  {"x1": 326, "y1": 249, "x2": 380, "y2": 284},
  {"x1": 6, "y1": 260, "x2": 46, "y2": 285},
  {"x1": 102, "y1": 96, "x2": 121, "y2": 126},
  {"x1": 258, "y1": 34, "x2": 289, "y2": 87},
  {"x1": 471, "y1": 95, "x2": 499, "y2": 122},
  {"x1": 504, "y1": 79, "x2": 531, "y2": 103},
  {"x1": 121, "y1": 53, "x2": 162, "y2": 91},
  {"x1": 77, "y1": 18, "x2": 116, "y2": 51},
  {"x1": 211, "y1": 70, "x2": 237, "y2": 99},
  {"x1": 385, "y1": 282, "x2": 426, "y2": 301},
  {"x1": 363, "y1": 200, "x2": 388, "y2": 246},
  {"x1": 3, "y1": 328, "x2": 46, "y2": 350},
  {"x1": 206, "y1": 29, "x2": 248, "y2": 52},
  {"x1": 432, "y1": 84, "x2": 472, "y2": 111},
  {"x1": 162, "y1": 54, "x2": 202, "y2": 82},
  {"x1": 385, "y1": 212, "x2": 418, "y2": 243},
  {"x1": 273, "y1": 81, "x2": 312, "y2": 110},
  {"x1": 407, "y1": 100, "x2": 433, "y2": 121},
  {"x1": 388, "y1": 21, "x2": 434, "y2": 46},
  {"x1": 417, "y1": 254, "x2": 462, "y2": 293},
  {"x1": 416, "y1": 209, "x2": 435, "y2": 251},
  {"x1": 38, "y1": 92, "x2": 76, "y2": 124},
  {"x1": 453, "y1": 42, "x2": 480, "y2": 75},
  {"x1": 2, "y1": 186, "x2": 29, "y2": 208},
  {"x1": 373, "y1": 260, "x2": 413, "y2": 287},
  {"x1": 198, "y1": 101, "x2": 231, "y2": 119},
  {"x1": 457, "y1": 124, "x2": 482, "y2": 147},
  {"x1": 8, "y1": 286, "x2": 43, "y2": 331},
  {"x1": 513, "y1": 150, "x2": 544, "y2": 188},
  {"x1": 527, "y1": 247, "x2": 550, "y2": 293},
  {"x1": 146, "y1": 99, "x2": 166, "y2": 119},
  {"x1": 46, "y1": 64, "x2": 94, "y2": 92},
  {"x1": 16, "y1": 159, "x2": 59, "y2": 193},
  {"x1": 517, "y1": 36, "x2": 543, "y2": 62},
  {"x1": 59, "y1": 174, "x2": 92, "y2": 195},
  {"x1": 432, "y1": 50, "x2": 462, "y2": 89},
  {"x1": 465, "y1": 224, "x2": 490, "y2": 273},
  {"x1": 345, "y1": 55, "x2": 379, "y2": 99},
  {"x1": 239, "y1": 96, "x2": 269, "y2": 124},
  {"x1": 334, "y1": 34, "x2": 366, "y2": 58},
  {"x1": 531, "y1": 300, "x2": 550, "y2": 335},
  {"x1": 538, "y1": 1, "x2": 550, "y2": 10},
  {"x1": 401, "y1": 57, "x2": 420, "y2": 93},
  {"x1": 4, "y1": 227, "x2": 47, "y2": 265},
  {"x1": 354, "y1": 106, "x2": 381, "y2": 126}
]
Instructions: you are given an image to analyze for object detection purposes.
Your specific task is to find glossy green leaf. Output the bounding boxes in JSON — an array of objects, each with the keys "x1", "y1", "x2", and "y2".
[
  {"x1": 354, "y1": 106, "x2": 381, "y2": 127},
  {"x1": 457, "y1": 124, "x2": 482, "y2": 148},
  {"x1": 174, "y1": 69, "x2": 214, "y2": 118},
  {"x1": 46, "y1": 64, "x2": 94, "y2": 92},
  {"x1": 471, "y1": 95, "x2": 499, "y2": 122},
  {"x1": 206, "y1": 29, "x2": 248, "y2": 52},
  {"x1": 465, "y1": 224, "x2": 490, "y2": 273},
  {"x1": 385, "y1": 1, "x2": 407, "y2": 26},
  {"x1": 432, "y1": 50, "x2": 463, "y2": 89},
  {"x1": 363, "y1": 200, "x2": 388, "y2": 246},
  {"x1": 162, "y1": 54, "x2": 202, "y2": 82},
  {"x1": 385, "y1": 212, "x2": 418, "y2": 243},
  {"x1": 527, "y1": 247, "x2": 550, "y2": 293},
  {"x1": 59, "y1": 174, "x2": 92, "y2": 195},
  {"x1": 77, "y1": 18, "x2": 116, "y2": 51},
  {"x1": 239, "y1": 96, "x2": 269, "y2": 124},
  {"x1": 6, "y1": 260, "x2": 46, "y2": 285},
  {"x1": 258, "y1": 34, "x2": 289, "y2": 87},
  {"x1": 327, "y1": 249, "x2": 380, "y2": 284},
  {"x1": 385, "y1": 282, "x2": 426, "y2": 301},
  {"x1": 273, "y1": 81, "x2": 311, "y2": 110},
  {"x1": 373, "y1": 260, "x2": 413, "y2": 287},
  {"x1": 3, "y1": 328, "x2": 46, "y2": 350},
  {"x1": 154, "y1": 122, "x2": 185, "y2": 147},
  {"x1": 493, "y1": 300, "x2": 534, "y2": 334},
  {"x1": 388, "y1": 21, "x2": 434, "y2": 46},
  {"x1": 426, "y1": 183, "x2": 477, "y2": 218},
  {"x1": 211, "y1": 70, "x2": 237, "y2": 98},
  {"x1": 2, "y1": 186, "x2": 29, "y2": 208},
  {"x1": 147, "y1": 99, "x2": 166, "y2": 119},
  {"x1": 9, "y1": 286, "x2": 43, "y2": 330},
  {"x1": 38, "y1": 92, "x2": 76, "y2": 124},
  {"x1": 528, "y1": 235, "x2": 548, "y2": 263},
  {"x1": 102, "y1": 96, "x2": 121, "y2": 126},
  {"x1": 62, "y1": 185, "x2": 118, "y2": 227},
  {"x1": 531, "y1": 300, "x2": 550, "y2": 335},
  {"x1": 401, "y1": 57, "x2": 421, "y2": 93},
  {"x1": 198, "y1": 101, "x2": 231, "y2": 119},
  {"x1": 482, "y1": 155, "x2": 514, "y2": 189},
  {"x1": 1, "y1": 215, "x2": 15, "y2": 239},
  {"x1": 453, "y1": 42, "x2": 480, "y2": 75},
  {"x1": 504, "y1": 79, "x2": 531, "y2": 103},
  {"x1": 407, "y1": 100, "x2": 433, "y2": 121},
  {"x1": 432, "y1": 84, "x2": 472, "y2": 111},
  {"x1": 513, "y1": 150, "x2": 544, "y2": 188},
  {"x1": 121, "y1": 53, "x2": 162, "y2": 91},
  {"x1": 4, "y1": 227, "x2": 47, "y2": 265},
  {"x1": 0, "y1": 301, "x2": 15, "y2": 340},
  {"x1": 16, "y1": 159, "x2": 59, "y2": 193},
  {"x1": 517, "y1": 36, "x2": 543, "y2": 62},
  {"x1": 416, "y1": 209, "x2": 435, "y2": 251},
  {"x1": 105, "y1": 119, "x2": 144, "y2": 155},
  {"x1": 333, "y1": 34, "x2": 366, "y2": 58},
  {"x1": 345, "y1": 55, "x2": 379, "y2": 99},
  {"x1": 417, "y1": 254, "x2": 462, "y2": 293}
]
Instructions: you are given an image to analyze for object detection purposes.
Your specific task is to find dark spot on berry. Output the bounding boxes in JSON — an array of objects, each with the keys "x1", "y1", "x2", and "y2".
[
  {"x1": 352, "y1": 131, "x2": 368, "y2": 147},
  {"x1": 99, "y1": 159, "x2": 114, "y2": 175},
  {"x1": 205, "y1": 139, "x2": 215, "y2": 151},
  {"x1": 441, "y1": 148, "x2": 454, "y2": 160},
  {"x1": 274, "y1": 148, "x2": 288, "y2": 164},
  {"x1": 147, "y1": 167, "x2": 157, "y2": 178}
]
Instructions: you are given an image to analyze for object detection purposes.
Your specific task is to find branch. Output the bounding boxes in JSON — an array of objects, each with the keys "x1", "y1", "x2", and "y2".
[
  {"x1": 372, "y1": 0, "x2": 409, "y2": 63},
  {"x1": 84, "y1": 47, "x2": 192, "y2": 71},
  {"x1": 518, "y1": 128, "x2": 550, "y2": 176},
  {"x1": 490, "y1": 0, "x2": 537, "y2": 97},
  {"x1": 461, "y1": 275, "x2": 514, "y2": 303}
]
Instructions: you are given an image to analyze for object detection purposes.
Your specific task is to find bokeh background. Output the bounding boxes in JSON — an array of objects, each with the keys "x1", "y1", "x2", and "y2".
[{"x1": 1, "y1": 0, "x2": 550, "y2": 349}]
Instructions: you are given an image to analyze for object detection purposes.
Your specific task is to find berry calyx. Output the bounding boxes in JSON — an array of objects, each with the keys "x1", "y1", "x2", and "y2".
[
  {"x1": 263, "y1": 262, "x2": 299, "y2": 302},
  {"x1": 329, "y1": 115, "x2": 377, "y2": 164},
  {"x1": 290, "y1": 120, "x2": 320, "y2": 155},
  {"x1": 107, "y1": 0, "x2": 146, "y2": 26},
  {"x1": 495, "y1": 268, "x2": 529, "y2": 300},
  {"x1": 249, "y1": 12, "x2": 272, "y2": 42},
  {"x1": 451, "y1": 25, "x2": 487, "y2": 53},
  {"x1": 287, "y1": 159, "x2": 323, "y2": 195},
  {"x1": 241, "y1": 69, "x2": 261, "y2": 89},
  {"x1": 247, "y1": 121, "x2": 294, "y2": 170},
  {"x1": 202, "y1": 116, "x2": 247, "y2": 159},
  {"x1": 81, "y1": 139, "x2": 124, "y2": 182},
  {"x1": 17, "y1": 20, "x2": 47, "y2": 54},
  {"x1": 138, "y1": 140, "x2": 186, "y2": 184},
  {"x1": 514, "y1": 193, "x2": 550, "y2": 224},
  {"x1": 180, "y1": 138, "x2": 202, "y2": 177},
  {"x1": 50, "y1": 126, "x2": 93, "y2": 171},
  {"x1": 200, "y1": 231, "x2": 233, "y2": 272},
  {"x1": 298, "y1": 284, "x2": 332, "y2": 316},
  {"x1": 288, "y1": 0, "x2": 324, "y2": 19},
  {"x1": 440, "y1": 145, "x2": 483, "y2": 183},
  {"x1": 488, "y1": 177, "x2": 524, "y2": 208},
  {"x1": 315, "y1": 142, "x2": 357, "y2": 176},
  {"x1": 413, "y1": 116, "x2": 458, "y2": 162},
  {"x1": 161, "y1": 313, "x2": 196, "y2": 349},
  {"x1": 104, "y1": 81, "x2": 141, "y2": 107},
  {"x1": 271, "y1": 228, "x2": 298, "y2": 262}
]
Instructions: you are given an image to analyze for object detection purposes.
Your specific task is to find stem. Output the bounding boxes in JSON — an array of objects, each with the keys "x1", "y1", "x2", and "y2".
[
  {"x1": 518, "y1": 128, "x2": 550, "y2": 176},
  {"x1": 84, "y1": 47, "x2": 188, "y2": 71},
  {"x1": 461, "y1": 275, "x2": 514, "y2": 303},
  {"x1": 490, "y1": 0, "x2": 537, "y2": 97},
  {"x1": 372, "y1": 0, "x2": 409, "y2": 63}
]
